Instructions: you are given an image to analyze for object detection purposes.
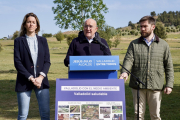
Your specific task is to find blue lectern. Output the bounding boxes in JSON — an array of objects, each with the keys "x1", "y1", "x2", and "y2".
[
  {"x1": 68, "y1": 56, "x2": 119, "y2": 79},
  {"x1": 55, "y1": 56, "x2": 127, "y2": 120}
]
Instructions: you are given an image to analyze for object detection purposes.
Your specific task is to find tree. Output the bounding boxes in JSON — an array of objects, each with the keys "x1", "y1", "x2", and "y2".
[
  {"x1": 113, "y1": 37, "x2": 120, "y2": 48},
  {"x1": 3, "y1": 37, "x2": 7, "y2": 40},
  {"x1": 52, "y1": 0, "x2": 108, "y2": 30},
  {"x1": 67, "y1": 34, "x2": 78, "y2": 46},
  {"x1": 128, "y1": 21, "x2": 133, "y2": 26},
  {"x1": 113, "y1": 30, "x2": 121, "y2": 48},
  {"x1": 109, "y1": 27, "x2": 117, "y2": 36},
  {"x1": 116, "y1": 29, "x2": 121, "y2": 36},
  {"x1": 131, "y1": 24, "x2": 136, "y2": 29},
  {"x1": 42, "y1": 33, "x2": 52, "y2": 38},
  {"x1": 12, "y1": 31, "x2": 19, "y2": 40},
  {"x1": 56, "y1": 31, "x2": 64, "y2": 43},
  {"x1": 151, "y1": 11, "x2": 156, "y2": 17},
  {"x1": 106, "y1": 39, "x2": 112, "y2": 48},
  {"x1": 64, "y1": 34, "x2": 68, "y2": 38},
  {"x1": 154, "y1": 22, "x2": 167, "y2": 39},
  {"x1": 137, "y1": 24, "x2": 140, "y2": 31},
  {"x1": 98, "y1": 25, "x2": 112, "y2": 48}
]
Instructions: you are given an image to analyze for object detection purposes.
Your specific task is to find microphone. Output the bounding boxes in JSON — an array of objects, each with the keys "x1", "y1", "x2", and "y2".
[{"x1": 93, "y1": 35, "x2": 108, "y2": 49}]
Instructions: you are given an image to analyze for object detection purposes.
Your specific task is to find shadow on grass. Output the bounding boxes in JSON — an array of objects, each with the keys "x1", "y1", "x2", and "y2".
[
  {"x1": 120, "y1": 53, "x2": 126, "y2": 55},
  {"x1": 0, "y1": 69, "x2": 17, "y2": 73},
  {"x1": 0, "y1": 79, "x2": 56, "y2": 120},
  {"x1": 171, "y1": 47, "x2": 180, "y2": 48},
  {"x1": 5, "y1": 44, "x2": 14, "y2": 46},
  {"x1": 173, "y1": 64, "x2": 180, "y2": 72},
  {"x1": 0, "y1": 80, "x2": 179, "y2": 120}
]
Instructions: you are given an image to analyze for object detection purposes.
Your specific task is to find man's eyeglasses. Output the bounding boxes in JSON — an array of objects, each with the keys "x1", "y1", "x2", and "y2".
[{"x1": 84, "y1": 25, "x2": 94, "y2": 29}]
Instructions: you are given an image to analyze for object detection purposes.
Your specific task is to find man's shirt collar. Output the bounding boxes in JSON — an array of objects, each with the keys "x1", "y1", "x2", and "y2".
[
  {"x1": 86, "y1": 35, "x2": 95, "y2": 43},
  {"x1": 144, "y1": 34, "x2": 155, "y2": 46}
]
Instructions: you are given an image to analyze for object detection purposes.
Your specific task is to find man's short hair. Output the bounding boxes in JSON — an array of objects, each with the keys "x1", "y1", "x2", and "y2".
[{"x1": 139, "y1": 16, "x2": 156, "y2": 25}]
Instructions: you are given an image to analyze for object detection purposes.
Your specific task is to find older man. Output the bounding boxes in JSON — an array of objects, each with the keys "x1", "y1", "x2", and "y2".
[
  {"x1": 119, "y1": 16, "x2": 174, "y2": 120},
  {"x1": 64, "y1": 18, "x2": 111, "y2": 67}
]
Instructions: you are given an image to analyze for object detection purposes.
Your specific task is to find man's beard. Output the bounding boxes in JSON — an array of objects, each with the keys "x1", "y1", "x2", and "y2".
[{"x1": 141, "y1": 30, "x2": 152, "y2": 38}]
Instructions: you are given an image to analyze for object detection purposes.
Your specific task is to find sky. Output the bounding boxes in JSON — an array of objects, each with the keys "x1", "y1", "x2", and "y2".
[{"x1": 1, "y1": 0, "x2": 180, "y2": 38}]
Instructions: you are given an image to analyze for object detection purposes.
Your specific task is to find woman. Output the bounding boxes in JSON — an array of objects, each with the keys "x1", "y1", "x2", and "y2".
[{"x1": 14, "y1": 12, "x2": 51, "y2": 120}]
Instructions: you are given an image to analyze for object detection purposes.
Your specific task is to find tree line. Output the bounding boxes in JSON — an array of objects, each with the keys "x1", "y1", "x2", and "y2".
[
  {"x1": 156, "y1": 11, "x2": 180, "y2": 27},
  {"x1": 128, "y1": 11, "x2": 180, "y2": 28}
]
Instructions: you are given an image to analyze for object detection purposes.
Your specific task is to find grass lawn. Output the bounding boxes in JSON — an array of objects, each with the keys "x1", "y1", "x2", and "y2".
[
  {"x1": 0, "y1": 33, "x2": 180, "y2": 120},
  {"x1": 167, "y1": 32, "x2": 180, "y2": 39}
]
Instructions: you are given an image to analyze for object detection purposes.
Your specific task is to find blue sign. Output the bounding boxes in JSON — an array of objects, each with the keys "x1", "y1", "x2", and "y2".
[
  {"x1": 70, "y1": 56, "x2": 119, "y2": 71},
  {"x1": 55, "y1": 79, "x2": 126, "y2": 120}
]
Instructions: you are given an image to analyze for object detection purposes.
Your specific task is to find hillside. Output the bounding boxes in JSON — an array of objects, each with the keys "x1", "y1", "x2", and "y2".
[
  {"x1": 63, "y1": 30, "x2": 79, "y2": 35},
  {"x1": 62, "y1": 11, "x2": 180, "y2": 35}
]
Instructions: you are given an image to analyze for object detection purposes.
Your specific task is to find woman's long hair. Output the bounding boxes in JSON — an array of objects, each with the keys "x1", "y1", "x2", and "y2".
[{"x1": 19, "y1": 13, "x2": 40, "y2": 37}]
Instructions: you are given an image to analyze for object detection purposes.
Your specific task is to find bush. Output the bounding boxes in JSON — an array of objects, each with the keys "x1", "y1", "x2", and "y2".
[
  {"x1": 0, "y1": 43, "x2": 2, "y2": 52},
  {"x1": 67, "y1": 34, "x2": 78, "y2": 46},
  {"x1": 130, "y1": 30, "x2": 135, "y2": 35},
  {"x1": 166, "y1": 29, "x2": 170, "y2": 32},
  {"x1": 64, "y1": 34, "x2": 68, "y2": 38},
  {"x1": 56, "y1": 31, "x2": 64, "y2": 43},
  {"x1": 135, "y1": 32, "x2": 138, "y2": 36},
  {"x1": 42, "y1": 33, "x2": 52, "y2": 38},
  {"x1": 113, "y1": 39, "x2": 120, "y2": 48},
  {"x1": 154, "y1": 22, "x2": 167, "y2": 39},
  {"x1": 176, "y1": 25, "x2": 180, "y2": 29}
]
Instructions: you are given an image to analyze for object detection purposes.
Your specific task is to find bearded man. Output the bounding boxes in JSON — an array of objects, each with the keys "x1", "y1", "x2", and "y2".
[{"x1": 119, "y1": 16, "x2": 174, "y2": 120}]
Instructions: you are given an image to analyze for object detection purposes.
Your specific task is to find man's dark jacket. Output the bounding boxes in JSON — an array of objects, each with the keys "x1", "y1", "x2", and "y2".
[{"x1": 64, "y1": 31, "x2": 111, "y2": 67}]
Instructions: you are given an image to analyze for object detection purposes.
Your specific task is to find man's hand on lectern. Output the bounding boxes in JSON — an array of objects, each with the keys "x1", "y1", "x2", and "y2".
[{"x1": 119, "y1": 72, "x2": 128, "y2": 82}]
